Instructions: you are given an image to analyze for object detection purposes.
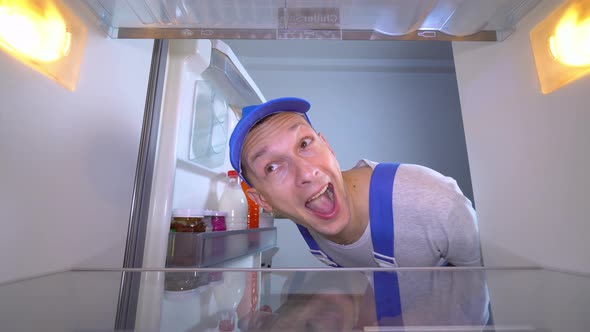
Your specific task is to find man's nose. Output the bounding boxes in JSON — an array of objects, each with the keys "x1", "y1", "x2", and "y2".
[{"x1": 295, "y1": 158, "x2": 320, "y2": 186}]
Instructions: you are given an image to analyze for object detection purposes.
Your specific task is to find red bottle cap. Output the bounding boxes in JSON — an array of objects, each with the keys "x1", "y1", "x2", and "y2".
[{"x1": 228, "y1": 170, "x2": 238, "y2": 178}]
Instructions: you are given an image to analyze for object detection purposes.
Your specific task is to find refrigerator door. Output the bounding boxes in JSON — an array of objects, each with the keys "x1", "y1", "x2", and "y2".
[
  {"x1": 140, "y1": 39, "x2": 265, "y2": 271},
  {"x1": 115, "y1": 38, "x2": 265, "y2": 330}
]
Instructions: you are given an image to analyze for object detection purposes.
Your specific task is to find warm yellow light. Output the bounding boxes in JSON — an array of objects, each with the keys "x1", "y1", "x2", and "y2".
[
  {"x1": 0, "y1": 0, "x2": 86, "y2": 91},
  {"x1": 548, "y1": 5, "x2": 590, "y2": 67},
  {"x1": 0, "y1": 2, "x2": 71, "y2": 63},
  {"x1": 531, "y1": 0, "x2": 590, "y2": 94}
]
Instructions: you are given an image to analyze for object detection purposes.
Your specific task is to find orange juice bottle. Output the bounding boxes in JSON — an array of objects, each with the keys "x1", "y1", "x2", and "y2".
[{"x1": 240, "y1": 180, "x2": 259, "y2": 229}]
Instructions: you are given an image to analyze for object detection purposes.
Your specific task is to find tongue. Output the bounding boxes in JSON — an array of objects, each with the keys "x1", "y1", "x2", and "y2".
[{"x1": 306, "y1": 192, "x2": 334, "y2": 214}]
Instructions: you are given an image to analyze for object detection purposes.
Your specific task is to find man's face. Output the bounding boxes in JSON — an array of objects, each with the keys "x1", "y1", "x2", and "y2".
[{"x1": 241, "y1": 112, "x2": 351, "y2": 238}]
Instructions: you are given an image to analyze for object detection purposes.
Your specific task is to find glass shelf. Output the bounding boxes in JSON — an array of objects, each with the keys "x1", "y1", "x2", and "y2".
[{"x1": 1, "y1": 267, "x2": 589, "y2": 331}]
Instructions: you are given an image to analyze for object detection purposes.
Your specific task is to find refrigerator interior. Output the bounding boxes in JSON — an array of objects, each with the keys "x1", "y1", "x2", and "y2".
[{"x1": 1, "y1": 0, "x2": 590, "y2": 330}]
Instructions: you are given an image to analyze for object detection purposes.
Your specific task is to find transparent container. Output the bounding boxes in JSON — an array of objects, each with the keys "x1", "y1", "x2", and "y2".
[
  {"x1": 202, "y1": 209, "x2": 224, "y2": 232},
  {"x1": 170, "y1": 208, "x2": 206, "y2": 233},
  {"x1": 208, "y1": 210, "x2": 227, "y2": 232},
  {"x1": 165, "y1": 227, "x2": 277, "y2": 267},
  {"x1": 189, "y1": 80, "x2": 228, "y2": 169},
  {"x1": 259, "y1": 210, "x2": 275, "y2": 228}
]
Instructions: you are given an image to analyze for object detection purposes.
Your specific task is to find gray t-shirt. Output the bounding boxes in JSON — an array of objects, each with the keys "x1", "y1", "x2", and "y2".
[{"x1": 309, "y1": 159, "x2": 482, "y2": 267}]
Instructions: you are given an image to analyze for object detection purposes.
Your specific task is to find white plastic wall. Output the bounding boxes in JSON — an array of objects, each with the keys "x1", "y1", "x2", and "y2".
[
  {"x1": 0, "y1": 0, "x2": 153, "y2": 284},
  {"x1": 453, "y1": 0, "x2": 590, "y2": 273},
  {"x1": 0, "y1": 271, "x2": 123, "y2": 331},
  {"x1": 483, "y1": 269, "x2": 590, "y2": 330}
]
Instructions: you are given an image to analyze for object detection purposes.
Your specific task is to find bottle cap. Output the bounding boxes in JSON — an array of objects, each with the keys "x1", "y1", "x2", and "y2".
[{"x1": 228, "y1": 170, "x2": 238, "y2": 178}]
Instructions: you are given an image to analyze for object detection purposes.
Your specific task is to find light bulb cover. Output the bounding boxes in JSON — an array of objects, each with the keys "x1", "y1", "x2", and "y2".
[
  {"x1": 0, "y1": 0, "x2": 87, "y2": 91},
  {"x1": 531, "y1": 0, "x2": 590, "y2": 94}
]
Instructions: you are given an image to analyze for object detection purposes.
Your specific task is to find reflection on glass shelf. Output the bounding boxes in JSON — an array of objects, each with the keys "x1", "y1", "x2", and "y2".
[
  {"x1": 233, "y1": 269, "x2": 492, "y2": 331},
  {"x1": 1, "y1": 268, "x2": 589, "y2": 331}
]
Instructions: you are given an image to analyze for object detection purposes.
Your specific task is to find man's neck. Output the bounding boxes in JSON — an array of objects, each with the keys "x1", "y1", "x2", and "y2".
[{"x1": 328, "y1": 166, "x2": 372, "y2": 245}]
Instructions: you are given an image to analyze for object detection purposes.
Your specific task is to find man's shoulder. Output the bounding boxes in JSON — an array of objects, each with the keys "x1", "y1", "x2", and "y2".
[
  {"x1": 354, "y1": 160, "x2": 461, "y2": 192},
  {"x1": 396, "y1": 164, "x2": 464, "y2": 197},
  {"x1": 351, "y1": 159, "x2": 466, "y2": 202},
  {"x1": 391, "y1": 164, "x2": 472, "y2": 226}
]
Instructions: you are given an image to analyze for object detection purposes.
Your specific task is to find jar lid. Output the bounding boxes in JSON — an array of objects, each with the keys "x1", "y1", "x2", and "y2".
[
  {"x1": 172, "y1": 208, "x2": 205, "y2": 218},
  {"x1": 202, "y1": 209, "x2": 215, "y2": 216},
  {"x1": 204, "y1": 210, "x2": 227, "y2": 217}
]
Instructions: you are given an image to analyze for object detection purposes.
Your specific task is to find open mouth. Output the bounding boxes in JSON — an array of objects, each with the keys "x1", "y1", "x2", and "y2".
[{"x1": 305, "y1": 183, "x2": 336, "y2": 215}]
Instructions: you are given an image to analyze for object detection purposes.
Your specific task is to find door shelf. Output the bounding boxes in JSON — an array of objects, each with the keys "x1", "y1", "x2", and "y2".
[{"x1": 166, "y1": 227, "x2": 277, "y2": 268}]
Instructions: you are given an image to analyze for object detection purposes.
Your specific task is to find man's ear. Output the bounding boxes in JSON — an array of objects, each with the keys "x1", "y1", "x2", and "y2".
[
  {"x1": 246, "y1": 188, "x2": 273, "y2": 212},
  {"x1": 318, "y1": 132, "x2": 335, "y2": 156}
]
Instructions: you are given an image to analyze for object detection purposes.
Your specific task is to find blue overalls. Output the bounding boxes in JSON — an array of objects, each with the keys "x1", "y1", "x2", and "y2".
[{"x1": 296, "y1": 163, "x2": 403, "y2": 323}]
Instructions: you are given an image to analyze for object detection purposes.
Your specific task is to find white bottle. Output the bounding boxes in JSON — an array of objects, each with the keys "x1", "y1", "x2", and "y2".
[{"x1": 218, "y1": 170, "x2": 248, "y2": 231}]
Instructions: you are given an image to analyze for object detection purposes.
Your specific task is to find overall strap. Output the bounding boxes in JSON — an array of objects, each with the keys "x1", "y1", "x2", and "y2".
[
  {"x1": 369, "y1": 162, "x2": 399, "y2": 267},
  {"x1": 296, "y1": 224, "x2": 340, "y2": 267},
  {"x1": 369, "y1": 162, "x2": 403, "y2": 324}
]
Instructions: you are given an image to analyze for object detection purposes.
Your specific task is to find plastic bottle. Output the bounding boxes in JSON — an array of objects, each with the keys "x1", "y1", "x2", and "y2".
[
  {"x1": 240, "y1": 180, "x2": 259, "y2": 229},
  {"x1": 218, "y1": 170, "x2": 248, "y2": 231}
]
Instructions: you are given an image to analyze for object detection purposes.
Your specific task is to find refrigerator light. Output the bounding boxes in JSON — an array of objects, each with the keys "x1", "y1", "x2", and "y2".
[
  {"x1": 0, "y1": 2, "x2": 70, "y2": 62},
  {"x1": 548, "y1": 4, "x2": 590, "y2": 66},
  {"x1": 531, "y1": 0, "x2": 590, "y2": 94},
  {"x1": 0, "y1": 0, "x2": 86, "y2": 91}
]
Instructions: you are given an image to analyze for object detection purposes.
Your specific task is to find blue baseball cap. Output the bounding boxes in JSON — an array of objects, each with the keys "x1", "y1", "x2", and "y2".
[{"x1": 229, "y1": 97, "x2": 311, "y2": 183}]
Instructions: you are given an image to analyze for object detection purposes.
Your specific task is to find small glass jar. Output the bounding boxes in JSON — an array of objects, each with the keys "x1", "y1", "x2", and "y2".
[
  {"x1": 259, "y1": 209, "x2": 275, "y2": 228},
  {"x1": 171, "y1": 209, "x2": 206, "y2": 233},
  {"x1": 209, "y1": 211, "x2": 227, "y2": 232}
]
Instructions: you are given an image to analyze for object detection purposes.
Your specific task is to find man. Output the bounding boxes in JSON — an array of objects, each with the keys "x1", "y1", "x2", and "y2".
[{"x1": 229, "y1": 97, "x2": 481, "y2": 267}]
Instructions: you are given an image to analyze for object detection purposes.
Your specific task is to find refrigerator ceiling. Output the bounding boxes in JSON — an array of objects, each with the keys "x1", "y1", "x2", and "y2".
[{"x1": 83, "y1": 0, "x2": 541, "y2": 41}]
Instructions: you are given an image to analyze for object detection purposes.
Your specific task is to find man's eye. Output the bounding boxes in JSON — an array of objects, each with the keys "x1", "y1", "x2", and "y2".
[
  {"x1": 265, "y1": 164, "x2": 277, "y2": 174},
  {"x1": 300, "y1": 138, "x2": 312, "y2": 149}
]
